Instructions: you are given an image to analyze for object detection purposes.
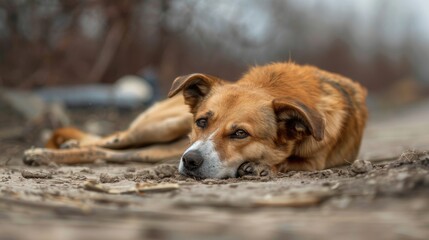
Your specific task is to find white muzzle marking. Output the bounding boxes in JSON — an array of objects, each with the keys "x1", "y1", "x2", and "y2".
[{"x1": 178, "y1": 130, "x2": 236, "y2": 178}]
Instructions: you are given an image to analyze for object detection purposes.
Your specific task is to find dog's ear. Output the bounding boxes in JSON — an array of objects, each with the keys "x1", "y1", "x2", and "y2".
[
  {"x1": 168, "y1": 73, "x2": 223, "y2": 110},
  {"x1": 272, "y1": 97, "x2": 325, "y2": 142}
]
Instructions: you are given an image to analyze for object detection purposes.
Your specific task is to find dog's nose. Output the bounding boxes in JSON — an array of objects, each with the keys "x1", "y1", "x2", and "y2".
[{"x1": 182, "y1": 150, "x2": 204, "y2": 170}]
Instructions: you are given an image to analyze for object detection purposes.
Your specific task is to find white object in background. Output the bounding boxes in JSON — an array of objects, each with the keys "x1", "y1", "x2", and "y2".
[
  {"x1": 35, "y1": 75, "x2": 154, "y2": 108},
  {"x1": 113, "y1": 75, "x2": 153, "y2": 108}
]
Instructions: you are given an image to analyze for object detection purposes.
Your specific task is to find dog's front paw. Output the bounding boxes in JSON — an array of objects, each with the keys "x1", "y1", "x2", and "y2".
[
  {"x1": 23, "y1": 148, "x2": 51, "y2": 166},
  {"x1": 237, "y1": 162, "x2": 274, "y2": 178}
]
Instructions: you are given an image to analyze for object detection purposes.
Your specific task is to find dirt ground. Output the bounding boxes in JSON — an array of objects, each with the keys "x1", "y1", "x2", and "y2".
[{"x1": 1, "y1": 101, "x2": 429, "y2": 240}]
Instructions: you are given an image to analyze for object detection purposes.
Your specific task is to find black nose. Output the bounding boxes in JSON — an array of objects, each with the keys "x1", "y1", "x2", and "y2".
[{"x1": 182, "y1": 150, "x2": 204, "y2": 170}]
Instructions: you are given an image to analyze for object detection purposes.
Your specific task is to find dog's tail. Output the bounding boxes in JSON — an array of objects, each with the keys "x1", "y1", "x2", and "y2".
[{"x1": 45, "y1": 127, "x2": 99, "y2": 149}]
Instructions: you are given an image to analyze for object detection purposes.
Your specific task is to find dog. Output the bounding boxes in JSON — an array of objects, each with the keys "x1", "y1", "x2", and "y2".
[{"x1": 23, "y1": 62, "x2": 368, "y2": 179}]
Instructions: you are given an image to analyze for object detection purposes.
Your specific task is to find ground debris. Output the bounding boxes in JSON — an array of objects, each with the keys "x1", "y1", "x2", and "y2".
[
  {"x1": 21, "y1": 169, "x2": 53, "y2": 179},
  {"x1": 240, "y1": 175, "x2": 274, "y2": 182},
  {"x1": 2, "y1": 103, "x2": 429, "y2": 239},
  {"x1": 307, "y1": 169, "x2": 335, "y2": 178},
  {"x1": 136, "y1": 182, "x2": 180, "y2": 193},
  {"x1": 134, "y1": 164, "x2": 178, "y2": 181},
  {"x1": 126, "y1": 166, "x2": 136, "y2": 172},
  {"x1": 388, "y1": 150, "x2": 429, "y2": 168},
  {"x1": 351, "y1": 159, "x2": 373, "y2": 174},
  {"x1": 99, "y1": 173, "x2": 120, "y2": 183},
  {"x1": 83, "y1": 180, "x2": 179, "y2": 194},
  {"x1": 253, "y1": 187, "x2": 333, "y2": 208},
  {"x1": 80, "y1": 168, "x2": 94, "y2": 174},
  {"x1": 399, "y1": 149, "x2": 423, "y2": 162},
  {"x1": 83, "y1": 180, "x2": 112, "y2": 193}
]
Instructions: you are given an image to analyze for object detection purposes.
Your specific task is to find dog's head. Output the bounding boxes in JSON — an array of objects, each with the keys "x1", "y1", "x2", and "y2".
[{"x1": 168, "y1": 73, "x2": 324, "y2": 179}]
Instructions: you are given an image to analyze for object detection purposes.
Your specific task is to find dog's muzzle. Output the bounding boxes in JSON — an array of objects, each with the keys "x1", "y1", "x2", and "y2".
[{"x1": 178, "y1": 141, "x2": 238, "y2": 179}]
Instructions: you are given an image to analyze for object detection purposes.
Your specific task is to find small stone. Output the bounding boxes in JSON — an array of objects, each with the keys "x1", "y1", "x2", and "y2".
[
  {"x1": 351, "y1": 159, "x2": 373, "y2": 174},
  {"x1": 124, "y1": 172, "x2": 135, "y2": 180},
  {"x1": 126, "y1": 166, "x2": 136, "y2": 172},
  {"x1": 99, "y1": 173, "x2": 120, "y2": 183},
  {"x1": 21, "y1": 170, "x2": 52, "y2": 179},
  {"x1": 322, "y1": 182, "x2": 331, "y2": 186},
  {"x1": 399, "y1": 149, "x2": 421, "y2": 162}
]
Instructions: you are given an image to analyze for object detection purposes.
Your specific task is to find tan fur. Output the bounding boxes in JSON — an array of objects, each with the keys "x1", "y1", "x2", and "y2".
[
  {"x1": 25, "y1": 62, "x2": 367, "y2": 176},
  {"x1": 45, "y1": 127, "x2": 100, "y2": 149},
  {"x1": 170, "y1": 63, "x2": 367, "y2": 173}
]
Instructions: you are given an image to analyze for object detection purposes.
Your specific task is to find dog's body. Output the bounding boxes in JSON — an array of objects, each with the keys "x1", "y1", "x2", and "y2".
[{"x1": 24, "y1": 62, "x2": 367, "y2": 179}]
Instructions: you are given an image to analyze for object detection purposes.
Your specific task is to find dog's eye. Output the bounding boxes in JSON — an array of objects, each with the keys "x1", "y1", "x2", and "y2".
[
  {"x1": 231, "y1": 129, "x2": 249, "y2": 139},
  {"x1": 196, "y1": 118, "x2": 208, "y2": 128}
]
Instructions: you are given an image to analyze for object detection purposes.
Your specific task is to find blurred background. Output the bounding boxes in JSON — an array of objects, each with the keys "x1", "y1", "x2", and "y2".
[
  {"x1": 1, "y1": 0, "x2": 429, "y2": 147},
  {"x1": 2, "y1": 2, "x2": 429, "y2": 239}
]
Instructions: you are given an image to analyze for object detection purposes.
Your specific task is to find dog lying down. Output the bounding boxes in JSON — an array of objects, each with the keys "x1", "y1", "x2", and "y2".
[{"x1": 23, "y1": 62, "x2": 368, "y2": 179}]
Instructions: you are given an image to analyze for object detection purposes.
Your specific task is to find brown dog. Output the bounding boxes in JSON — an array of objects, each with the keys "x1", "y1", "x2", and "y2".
[{"x1": 23, "y1": 62, "x2": 367, "y2": 179}]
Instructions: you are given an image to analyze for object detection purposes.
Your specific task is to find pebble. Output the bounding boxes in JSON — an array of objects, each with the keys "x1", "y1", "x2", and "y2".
[
  {"x1": 99, "y1": 173, "x2": 120, "y2": 183},
  {"x1": 21, "y1": 170, "x2": 52, "y2": 179},
  {"x1": 123, "y1": 172, "x2": 135, "y2": 180},
  {"x1": 351, "y1": 159, "x2": 373, "y2": 174}
]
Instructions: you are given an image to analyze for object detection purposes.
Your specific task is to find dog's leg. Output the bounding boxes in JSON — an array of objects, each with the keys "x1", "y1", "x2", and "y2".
[
  {"x1": 92, "y1": 109, "x2": 192, "y2": 149},
  {"x1": 47, "y1": 95, "x2": 192, "y2": 149},
  {"x1": 24, "y1": 138, "x2": 189, "y2": 165},
  {"x1": 86, "y1": 94, "x2": 192, "y2": 149}
]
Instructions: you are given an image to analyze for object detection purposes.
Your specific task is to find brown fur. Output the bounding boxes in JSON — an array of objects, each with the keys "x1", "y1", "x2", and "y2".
[
  {"x1": 169, "y1": 62, "x2": 367, "y2": 173},
  {"x1": 25, "y1": 62, "x2": 367, "y2": 176},
  {"x1": 45, "y1": 127, "x2": 100, "y2": 149}
]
